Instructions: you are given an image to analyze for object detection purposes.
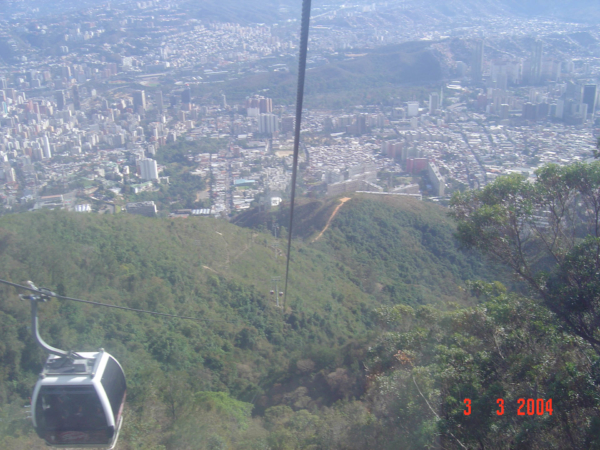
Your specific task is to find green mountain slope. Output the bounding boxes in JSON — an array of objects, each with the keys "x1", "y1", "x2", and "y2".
[
  {"x1": 235, "y1": 194, "x2": 504, "y2": 306},
  {"x1": 0, "y1": 196, "x2": 497, "y2": 448},
  {"x1": 0, "y1": 209, "x2": 373, "y2": 382}
]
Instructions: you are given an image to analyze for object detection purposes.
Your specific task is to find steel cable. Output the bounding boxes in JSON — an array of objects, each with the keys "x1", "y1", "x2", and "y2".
[
  {"x1": 283, "y1": 0, "x2": 312, "y2": 314},
  {"x1": 0, "y1": 278, "x2": 232, "y2": 323}
]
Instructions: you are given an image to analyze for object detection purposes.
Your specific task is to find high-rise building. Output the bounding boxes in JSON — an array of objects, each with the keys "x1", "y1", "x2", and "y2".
[
  {"x1": 133, "y1": 90, "x2": 146, "y2": 112},
  {"x1": 407, "y1": 101, "x2": 419, "y2": 117},
  {"x1": 555, "y1": 99, "x2": 565, "y2": 119},
  {"x1": 55, "y1": 90, "x2": 65, "y2": 110},
  {"x1": 538, "y1": 102, "x2": 549, "y2": 119},
  {"x1": 472, "y1": 40, "x2": 484, "y2": 82},
  {"x1": 43, "y1": 135, "x2": 52, "y2": 159},
  {"x1": 259, "y1": 113, "x2": 278, "y2": 134},
  {"x1": 259, "y1": 98, "x2": 272, "y2": 114},
  {"x1": 429, "y1": 92, "x2": 439, "y2": 114},
  {"x1": 530, "y1": 40, "x2": 543, "y2": 84},
  {"x1": 126, "y1": 201, "x2": 157, "y2": 217},
  {"x1": 33, "y1": 146, "x2": 44, "y2": 161},
  {"x1": 523, "y1": 102, "x2": 537, "y2": 121},
  {"x1": 495, "y1": 73, "x2": 508, "y2": 91},
  {"x1": 71, "y1": 85, "x2": 80, "y2": 110},
  {"x1": 181, "y1": 87, "x2": 191, "y2": 105},
  {"x1": 5, "y1": 88, "x2": 15, "y2": 102},
  {"x1": 582, "y1": 84, "x2": 597, "y2": 120},
  {"x1": 6, "y1": 167, "x2": 16, "y2": 183},
  {"x1": 382, "y1": 141, "x2": 403, "y2": 159},
  {"x1": 138, "y1": 158, "x2": 158, "y2": 180},
  {"x1": 355, "y1": 114, "x2": 367, "y2": 135},
  {"x1": 0, "y1": 77, "x2": 6, "y2": 89},
  {"x1": 428, "y1": 162, "x2": 445, "y2": 196},
  {"x1": 564, "y1": 60, "x2": 575, "y2": 74},
  {"x1": 529, "y1": 88, "x2": 539, "y2": 104},
  {"x1": 155, "y1": 91, "x2": 163, "y2": 111},
  {"x1": 61, "y1": 66, "x2": 72, "y2": 79},
  {"x1": 406, "y1": 158, "x2": 428, "y2": 174},
  {"x1": 572, "y1": 103, "x2": 588, "y2": 123},
  {"x1": 566, "y1": 81, "x2": 583, "y2": 102},
  {"x1": 543, "y1": 60, "x2": 561, "y2": 82}
]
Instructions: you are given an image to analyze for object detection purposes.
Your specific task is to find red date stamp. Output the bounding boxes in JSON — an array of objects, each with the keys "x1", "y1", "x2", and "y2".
[{"x1": 463, "y1": 398, "x2": 553, "y2": 416}]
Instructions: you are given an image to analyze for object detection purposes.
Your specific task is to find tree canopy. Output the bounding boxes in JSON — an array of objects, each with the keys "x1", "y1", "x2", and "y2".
[{"x1": 451, "y1": 161, "x2": 600, "y2": 353}]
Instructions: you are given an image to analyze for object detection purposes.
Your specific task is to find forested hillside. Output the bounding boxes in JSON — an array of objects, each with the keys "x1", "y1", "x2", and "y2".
[
  {"x1": 235, "y1": 195, "x2": 506, "y2": 305},
  {"x1": 2, "y1": 183, "x2": 598, "y2": 449},
  {"x1": 0, "y1": 195, "x2": 489, "y2": 449}
]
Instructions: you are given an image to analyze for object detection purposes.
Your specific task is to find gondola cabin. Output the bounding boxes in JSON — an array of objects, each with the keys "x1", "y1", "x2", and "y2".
[{"x1": 31, "y1": 350, "x2": 126, "y2": 449}]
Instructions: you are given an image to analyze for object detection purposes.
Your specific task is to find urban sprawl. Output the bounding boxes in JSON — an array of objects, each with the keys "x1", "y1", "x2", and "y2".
[{"x1": 0, "y1": 1, "x2": 598, "y2": 218}]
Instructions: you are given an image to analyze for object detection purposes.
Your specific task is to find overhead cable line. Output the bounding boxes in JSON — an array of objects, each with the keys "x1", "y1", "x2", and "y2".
[
  {"x1": 0, "y1": 278, "x2": 233, "y2": 323},
  {"x1": 283, "y1": 0, "x2": 312, "y2": 313}
]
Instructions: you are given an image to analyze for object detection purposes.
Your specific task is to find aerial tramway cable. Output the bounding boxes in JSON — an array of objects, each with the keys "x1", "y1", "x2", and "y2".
[
  {"x1": 283, "y1": 0, "x2": 312, "y2": 313},
  {"x1": 0, "y1": 278, "x2": 232, "y2": 323}
]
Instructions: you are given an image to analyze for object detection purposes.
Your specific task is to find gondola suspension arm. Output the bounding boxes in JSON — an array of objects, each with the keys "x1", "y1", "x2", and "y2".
[{"x1": 24, "y1": 288, "x2": 69, "y2": 357}]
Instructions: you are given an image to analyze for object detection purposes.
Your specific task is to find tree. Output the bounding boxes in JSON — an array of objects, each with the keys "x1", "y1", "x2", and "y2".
[
  {"x1": 450, "y1": 162, "x2": 600, "y2": 353},
  {"x1": 167, "y1": 391, "x2": 253, "y2": 449},
  {"x1": 366, "y1": 286, "x2": 600, "y2": 449}
]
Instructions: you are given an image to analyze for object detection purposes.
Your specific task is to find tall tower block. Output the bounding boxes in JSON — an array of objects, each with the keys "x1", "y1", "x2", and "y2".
[
  {"x1": 530, "y1": 40, "x2": 543, "y2": 84},
  {"x1": 471, "y1": 40, "x2": 484, "y2": 83}
]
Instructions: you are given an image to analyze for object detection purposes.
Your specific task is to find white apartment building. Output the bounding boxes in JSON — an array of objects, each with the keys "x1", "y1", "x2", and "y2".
[{"x1": 138, "y1": 158, "x2": 159, "y2": 180}]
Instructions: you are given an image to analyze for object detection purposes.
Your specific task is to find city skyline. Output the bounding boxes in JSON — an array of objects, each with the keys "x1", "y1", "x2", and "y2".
[{"x1": 0, "y1": 0, "x2": 598, "y2": 216}]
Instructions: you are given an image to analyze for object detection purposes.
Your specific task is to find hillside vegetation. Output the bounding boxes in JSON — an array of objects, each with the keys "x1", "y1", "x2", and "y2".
[
  {"x1": 0, "y1": 195, "x2": 487, "y2": 449},
  {"x1": 200, "y1": 42, "x2": 442, "y2": 107},
  {"x1": 235, "y1": 194, "x2": 504, "y2": 305},
  {"x1": 2, "y1": 183, "x2": 598, "y2": 448}
]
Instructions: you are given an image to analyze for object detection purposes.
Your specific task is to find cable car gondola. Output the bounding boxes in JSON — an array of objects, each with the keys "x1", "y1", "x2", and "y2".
[
  {"x1": 32, "y1": 351, "x2": 126, "y2": 449},
  {"x1": 24, "y1": 284, "x2": 126, "y2": 449}
]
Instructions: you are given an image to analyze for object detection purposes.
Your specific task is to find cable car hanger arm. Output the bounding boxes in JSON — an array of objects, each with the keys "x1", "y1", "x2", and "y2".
[{"x1": 24, "y1": 292, "x2": 70, "y2": 357}]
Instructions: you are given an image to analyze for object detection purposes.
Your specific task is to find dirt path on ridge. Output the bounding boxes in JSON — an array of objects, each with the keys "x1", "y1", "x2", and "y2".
[{"x1": 312, "y1": 197, "x2": 351, "y2": 243}]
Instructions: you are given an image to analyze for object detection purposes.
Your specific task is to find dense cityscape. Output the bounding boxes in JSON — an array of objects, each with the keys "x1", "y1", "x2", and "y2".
[{"x1": 0, "y1": 0, "x2": 599, "y2": 217}]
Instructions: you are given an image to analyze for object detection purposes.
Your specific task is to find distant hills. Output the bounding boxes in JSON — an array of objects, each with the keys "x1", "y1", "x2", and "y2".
[
  {"x1": 3, "y1": 0, "x2": 597, "y2": 24},
  {"x1": 181, "y1": 0, "x2": 300, "y2": 24},
  {"x1": 216, "y1": 41, "x2": 442, "y2": 106},
  {"x1": 376, "y1": 0, "x2": 599, "y2": 23},
  {"x1": 497, "y1": 0, "x2": 600, "y2": 21}
]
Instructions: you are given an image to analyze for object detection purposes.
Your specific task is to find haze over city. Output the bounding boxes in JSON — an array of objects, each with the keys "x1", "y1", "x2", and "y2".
[{"x1": 0, "y1": 0, "x2": 598, "y2": 216}]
